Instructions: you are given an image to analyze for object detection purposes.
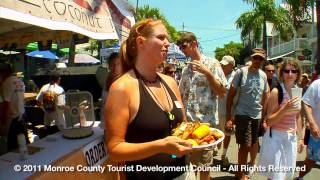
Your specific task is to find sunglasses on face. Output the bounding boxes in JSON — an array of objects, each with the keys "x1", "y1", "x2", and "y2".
[
  {"x1": 253, "y1": 56, "x2": 264, "y2": 61},
  {"x1": 266, "y1": 70, "x2": 275, "y2": 73},
  {"x1": 179, "y1": 43, "x2": 189, "y2": 50},
  {"x1": 282, "y1": 69, "x2": 298, "y2": 74}
]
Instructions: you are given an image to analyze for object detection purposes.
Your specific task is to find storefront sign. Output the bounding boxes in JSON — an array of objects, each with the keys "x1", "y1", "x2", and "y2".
[
  {"x1": 0, "y1": 0, "x2": 118, "y2": 40},
  {"x1": 82, "y1": 137, "x2": 108, "y2": 167}
]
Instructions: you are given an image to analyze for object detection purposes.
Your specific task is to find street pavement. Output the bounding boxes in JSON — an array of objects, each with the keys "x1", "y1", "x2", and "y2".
[{"x1": 209, "y1": 135, "x2": 320, "y2": 180}]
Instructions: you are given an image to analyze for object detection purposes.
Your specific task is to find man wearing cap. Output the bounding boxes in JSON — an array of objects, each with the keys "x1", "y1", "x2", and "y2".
[
  {"x1": 226, "y1": 48, "x2": 268, "y2": 180},
  {"x1": 178, "y1": 32, "x2": 227, "y2": 180},
  {"x1": 218, "y1": 55, "x2": 236, "y2": 166}
]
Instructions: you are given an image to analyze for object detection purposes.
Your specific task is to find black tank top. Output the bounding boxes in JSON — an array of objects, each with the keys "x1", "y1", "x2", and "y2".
[{"x1": 125, "y1": 75, "x2": 186, "y2": 180}]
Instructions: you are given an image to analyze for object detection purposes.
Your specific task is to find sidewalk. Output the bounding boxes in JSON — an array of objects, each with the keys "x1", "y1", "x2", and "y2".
[{"x1": 210, "y1": 135, "x2": 320, "y2": 179}]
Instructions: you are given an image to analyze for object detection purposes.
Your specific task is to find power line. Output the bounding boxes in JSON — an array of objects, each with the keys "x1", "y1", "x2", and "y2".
[
  {"x1": 199, "y1": 33, "x2": 239, "y2": 42},
  {"x1": 177, "y1": 25, "x2": 239, "y2": 32}
]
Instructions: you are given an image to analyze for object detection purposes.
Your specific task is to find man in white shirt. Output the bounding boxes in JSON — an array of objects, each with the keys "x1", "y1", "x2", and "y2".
[
  {"x1": 0, "y1": 63, "x2": 29, "y2": 151},
  {"x1": 297, "y1": 79, "x2": 320, "y2": 179},
  {"x1": 178, "y1": 32, "x2": 227, "y2": 180},
  {"x1": 36, "y1": 73, "x2": 66, "y2": 132}
]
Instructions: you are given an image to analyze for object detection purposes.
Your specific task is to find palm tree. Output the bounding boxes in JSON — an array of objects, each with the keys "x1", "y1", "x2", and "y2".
[
  {"x1": 136, "y1": 5, "x2": 165, "y2": 21},
  {"x1": 236, "y1": 0, "x2": 294, "y2": 53},
  {"x1": 283, "y1": 0, "x2": 312, "y2": 29},
  {"x1": 136, "y1": 5, "x2": 180, "y2": 42}
]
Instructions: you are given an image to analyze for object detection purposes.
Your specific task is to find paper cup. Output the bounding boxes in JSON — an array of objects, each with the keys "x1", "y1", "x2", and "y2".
[{"x1": 291, "y1": 87, "x2": 302, "y2": 109}]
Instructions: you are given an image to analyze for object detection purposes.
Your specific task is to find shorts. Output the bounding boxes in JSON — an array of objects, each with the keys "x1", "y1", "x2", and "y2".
[
  {"x1": 190, "y1": 148, "x2": 213, "y2": 168},
  {"x1": 307, "y1": 135, "x2": 320, "y2": 162},
  {"x1": 218, "y1": 114, "x2": 233, "y2": 136},
  {"x1": 234, "y1": 115, "x2": 260, "y2": 145},
  {"x1": 304, "y1": 128, "x2": 310, "y2": 145}
]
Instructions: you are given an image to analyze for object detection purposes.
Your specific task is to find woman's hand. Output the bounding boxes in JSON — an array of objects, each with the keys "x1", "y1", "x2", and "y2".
[
  {"x1": 282, "y1": 97, "x2": 300, "y2": 115},
  {"x1": 161, "y1": 136, "x2": 192, "y2": 157},
  {"x1": 297, "y1": 139, "x2": 304, "y2": 153}
]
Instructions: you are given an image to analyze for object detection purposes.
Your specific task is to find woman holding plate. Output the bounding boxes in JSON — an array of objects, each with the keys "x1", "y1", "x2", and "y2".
[{"x1": 104, "y1": 19, "x2": 195, "y2": 180}]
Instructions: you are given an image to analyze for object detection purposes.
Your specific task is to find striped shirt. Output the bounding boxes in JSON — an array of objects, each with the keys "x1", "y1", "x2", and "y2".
[{"x1": 272, "y1": 84, "x2": 297, "y2": 132}]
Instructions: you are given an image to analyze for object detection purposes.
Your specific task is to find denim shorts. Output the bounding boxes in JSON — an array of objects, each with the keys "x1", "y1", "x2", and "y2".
[{"x1": 308, "y1": 135, "x2": 320, "y2": 162}]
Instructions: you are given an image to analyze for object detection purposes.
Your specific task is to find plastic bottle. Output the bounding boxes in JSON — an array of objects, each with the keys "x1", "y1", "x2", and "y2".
[
  {"x1": 17, "y1": 133, "x2": 28, "y2": 160},
  {"x1": 79, "y1": 109, "x2": 87, "y2": 127}
]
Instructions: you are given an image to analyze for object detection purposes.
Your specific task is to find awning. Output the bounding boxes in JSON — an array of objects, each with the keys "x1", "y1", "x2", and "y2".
[
  {"x1": 0, "y1": 0, "x2": 118, "y2": 48},
  {"x1": 107, "y1": 0, "x2": 135, "y2": 42},
  {"x1": 267, "y1": 51, "x2": 295, "y2": 61}
]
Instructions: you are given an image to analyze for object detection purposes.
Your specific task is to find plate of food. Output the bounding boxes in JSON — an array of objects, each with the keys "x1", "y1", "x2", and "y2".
[{"x1": 172, "y1": 122, "x2": 224, "y2": 149}]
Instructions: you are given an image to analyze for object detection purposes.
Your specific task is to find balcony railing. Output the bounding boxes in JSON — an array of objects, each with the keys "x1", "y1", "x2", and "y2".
[
  {"x1": 307, "y1": 24, "x2": 317, "y2": 39},
  {"x1": 268, "y1": 38, "x2": 308, "y2": 58}
]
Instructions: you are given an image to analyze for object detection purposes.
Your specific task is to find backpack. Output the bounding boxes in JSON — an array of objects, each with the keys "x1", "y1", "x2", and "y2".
[
  {"x1": 275, "y1": 83, "x2": 284, "y2": 105},
  {"x1": 42, "y1": 86, "x2": 58, "y2": 113}
]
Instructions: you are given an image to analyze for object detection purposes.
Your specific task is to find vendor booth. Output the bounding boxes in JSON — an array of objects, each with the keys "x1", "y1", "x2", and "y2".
[
  {"x1": 0, "y1": 1, "x2": 135, "y2": 179},
  {"x1": 0, "y1": 122, "x2": 120, "y2": 179},
  {"x1": 0, "y1": 0, "x2": 118, "y2": 49}
]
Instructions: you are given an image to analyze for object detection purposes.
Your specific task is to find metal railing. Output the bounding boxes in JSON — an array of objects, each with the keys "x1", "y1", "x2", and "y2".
[{"x1": 268, "y1": 38, "x2": 308, "y2": 57}]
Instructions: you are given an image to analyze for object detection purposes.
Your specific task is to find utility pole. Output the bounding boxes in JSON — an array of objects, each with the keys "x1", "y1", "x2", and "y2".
[
  {"x1": 135, "y1": 0, "x2": 139, "y2": 17},
  {"x1": 182, "y1": 22, "x2": 185, "y2": 32}
]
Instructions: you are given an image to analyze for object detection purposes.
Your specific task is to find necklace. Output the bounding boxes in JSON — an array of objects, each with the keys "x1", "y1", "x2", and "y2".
[
  {"x1": 143, "y1": 81, "x2": 175, "y2": 121},
  {"x1": 134, "y1": 68, "x2": 175, "y2": 121},
  {"x1": 140, "y1": 75, "x2": 160, "y2": 84},
  {"x1": 134, "y1": 68, "x2": 160, "y2": 84}
]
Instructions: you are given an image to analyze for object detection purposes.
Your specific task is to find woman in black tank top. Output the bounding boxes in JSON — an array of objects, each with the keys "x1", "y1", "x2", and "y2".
[{"x1": 104, "y1": 19, "x2": 193, "y2": 180}]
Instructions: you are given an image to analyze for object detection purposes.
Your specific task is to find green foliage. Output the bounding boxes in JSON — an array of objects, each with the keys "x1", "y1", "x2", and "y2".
[
  {"x1": 85, "y1": 39, "x2": 119, "y2": 55},
  {"x1": 214, "y1": 41, "x2": 244, "y2": 65},
  {"x1": 136, "y1": 5, "x2": 181, "y2": 43},
  {"x1": 236, "y1": 0, "x2": 294, "y2": 48},
  {"x1": 103, "y1": 39, "x2": 120, "y2": 48},
  {"x1": 283, "y1": 0, "x2": 312, "y2": 29}
]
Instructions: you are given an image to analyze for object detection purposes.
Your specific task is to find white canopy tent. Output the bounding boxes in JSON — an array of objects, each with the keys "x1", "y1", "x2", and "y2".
[{"x1": 0, "y1": 0, "x2": 118, "y2": 49}]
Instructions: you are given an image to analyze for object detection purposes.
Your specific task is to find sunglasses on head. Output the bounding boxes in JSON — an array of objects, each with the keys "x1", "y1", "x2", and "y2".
[{"x1": 282, "y1": 69, "x2": 298, "y2": 74}]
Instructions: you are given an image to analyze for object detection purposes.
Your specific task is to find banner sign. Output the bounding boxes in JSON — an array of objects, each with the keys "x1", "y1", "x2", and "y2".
[{"x1": 0, "y1": 0, "x2": 118, "y2": 40}]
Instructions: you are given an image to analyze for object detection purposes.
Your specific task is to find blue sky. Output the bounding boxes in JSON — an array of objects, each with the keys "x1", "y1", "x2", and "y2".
[{"x1": 128, "y1": 0, "x2": 253, "y2": 58}]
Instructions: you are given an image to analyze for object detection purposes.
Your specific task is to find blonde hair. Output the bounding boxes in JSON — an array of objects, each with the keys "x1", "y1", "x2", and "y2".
[
  {"x1": 278, "y1": 59, "x2": 302, "y2": 83},
  {"x1": 119, "y1": 19, "x2": 164, "y2": 73}
]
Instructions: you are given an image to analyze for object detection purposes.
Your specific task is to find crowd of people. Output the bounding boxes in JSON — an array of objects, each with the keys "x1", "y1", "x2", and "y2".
[
  {"x1": 1, "y1": 18, "x2": 320, "y2": 180},
  {"x1": 103, "y1": 19, "x2": 319, "y2": 180}
]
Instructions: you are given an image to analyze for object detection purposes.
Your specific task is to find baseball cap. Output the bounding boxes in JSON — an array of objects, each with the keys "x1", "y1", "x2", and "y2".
[
  {"x1": 220, "y1": 55, "x2": 235, "y2": 66},
  {"x1": 302, "y1": 73, "x2": 309, "y2": 78},
  {"x1": 251, "y1": 48, "x2": 266, "y2": 59}
]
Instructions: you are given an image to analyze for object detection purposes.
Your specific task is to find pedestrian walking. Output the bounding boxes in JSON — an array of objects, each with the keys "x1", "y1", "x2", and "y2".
[
  {"x1": 178, "y1": 31, "x2": 226, "y2": 180},
  {"x1": 217, "y1": 55, "x2": 236, "y2": 166},
  {"x1": 226, "y1": 48, "x2": 268, "y2": 180},
  {"x1": 296, "y1": 78, "x2": 320, "y2": 179},
  {"x1": 258, "y1": 59, "x2": 303, "y2": 180}
]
